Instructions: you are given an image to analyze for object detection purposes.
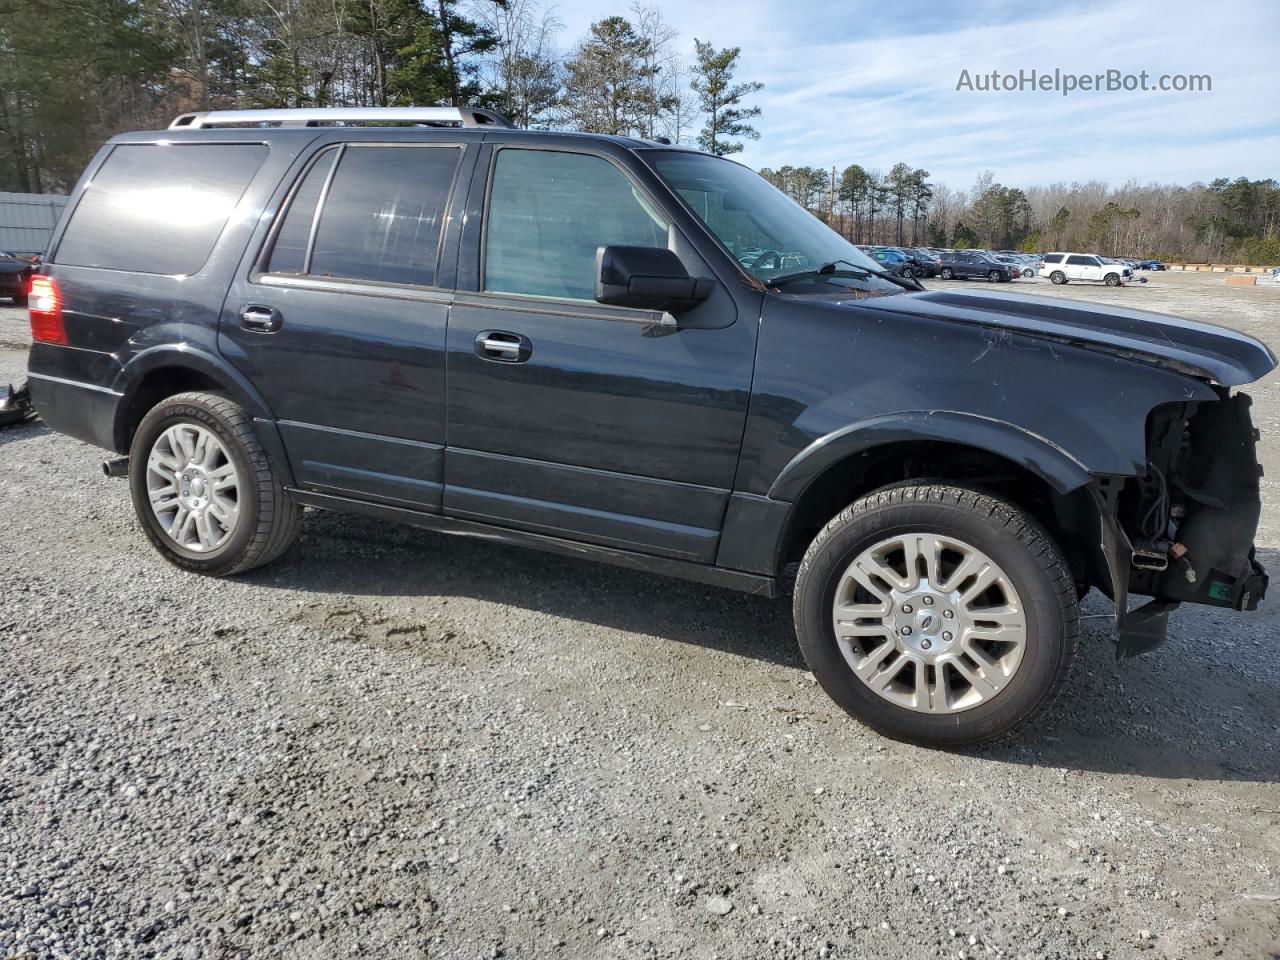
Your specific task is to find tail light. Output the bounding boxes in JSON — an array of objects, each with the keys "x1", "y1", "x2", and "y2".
[{"x1": 29, "y1": 275, "x2": 66, "y2": 345}]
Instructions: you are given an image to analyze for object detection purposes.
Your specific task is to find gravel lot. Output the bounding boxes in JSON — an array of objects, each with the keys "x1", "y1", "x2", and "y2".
[{"x1": 2, "y1": 272, "x2": 1278, "y2": 960}]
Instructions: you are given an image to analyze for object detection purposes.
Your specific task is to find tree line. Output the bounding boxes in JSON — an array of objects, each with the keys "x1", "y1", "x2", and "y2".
[
  {"x1": 764, "y1": 164, "x2": 1280, "y2": 264},
  {"x1": 2, "y1": 0, "x2": 1276, "y2": 263},
  {"x1": 0, "y1": 0, "x2": 762, "y2": 192}
]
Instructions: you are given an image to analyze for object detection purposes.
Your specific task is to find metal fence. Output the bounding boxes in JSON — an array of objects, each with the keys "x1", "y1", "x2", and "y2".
[{"x1": 0, "y1": 192, "x2": 68, "y2": 257}]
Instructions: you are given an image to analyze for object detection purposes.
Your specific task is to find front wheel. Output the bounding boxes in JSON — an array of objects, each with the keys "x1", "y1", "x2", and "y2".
[
  {"x1": 901, "y1": 267, "x2": 915, "y2": 279},
  {"x1": 1022, "y1": 268, "x2": 1034, "y2": 278},
  {"x1": 793, "y1": 484, "x2": 1078, "y2": 746},
  {"x1": 1050, "y1": 271, "x2": 1067, "y2": 285},
  {"x1": 939, "y1": 267, "x2": 954, "y2": 280},
  {"x1": 986, "y1": 270, "x2": 1001, "y2": 283},
  {"x1": 1104, "y1": 273, "x2": 1121, "y2": 286},
  {"x1": 128, "y1": 391, "x2": 301, "y2": 576}
]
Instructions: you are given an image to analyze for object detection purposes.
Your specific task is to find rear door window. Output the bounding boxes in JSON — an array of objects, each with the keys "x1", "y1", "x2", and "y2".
[
  {"x1": 56, "y1": 142, "x2": 267, "y2": 275},
  {"x1": 266, "y1": 144, "x2": 462, "y2": 288},
  {"x1": 1066, "y1": 255, "x2": 1093, "y2": 266},
  {"x1": 1042, "y1": 254, "x2": 1063, "y2": 264}
]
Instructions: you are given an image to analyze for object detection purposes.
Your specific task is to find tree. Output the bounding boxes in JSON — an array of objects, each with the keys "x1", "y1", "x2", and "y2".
[
  {"x1": 690, "y1": 39, "x2": 762, "y2": 156},
  {"x1": 476, "y1": 0, "x2": 562, "y2": 127},
  {"x1": 838, "y1": 164, "x2": 871, "y2": 242},
  {"x1": 559, "y1": 16, "x2": 664, "y2": 137},
  {"x1": 886, "y1": 162, "x2": 914, "y2": 245},
  {"x1": 909, "y1": 168, "x2": 933, "y2": 245},
  {"x1": 630, "y1": 3, "x2": 680, "y2": 139}
]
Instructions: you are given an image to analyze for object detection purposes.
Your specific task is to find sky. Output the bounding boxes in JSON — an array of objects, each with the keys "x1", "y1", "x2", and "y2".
[{"x1": 550, "y1": 0, "x2": 1280, "y2": 190}]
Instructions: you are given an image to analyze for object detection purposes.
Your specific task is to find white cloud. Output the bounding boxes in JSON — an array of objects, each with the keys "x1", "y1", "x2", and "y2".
[{"x1": 549, "y1": 0, "x2": 1279, "y2": 187}]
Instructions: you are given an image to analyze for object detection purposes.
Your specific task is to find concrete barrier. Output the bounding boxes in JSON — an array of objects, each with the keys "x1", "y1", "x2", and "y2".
[{"x1": 1226, "y1": 275, "x2": 1257, "y2": 286}]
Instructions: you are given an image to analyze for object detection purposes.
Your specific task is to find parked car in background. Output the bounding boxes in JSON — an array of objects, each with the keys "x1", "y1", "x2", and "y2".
[
  {"x1": 1039, "y1": 253, "x2": 1132, "y2": 286},
  {"x1": 0, "y1": 250, "x2": 33, "y2": 305},
  {"x1": 1139, "y1": 260, "x2": 1167, "y2": 271},
  {"x1": 26, "y1": 106, "x2": 1275, "y2": 747},
  {"x1": 991, "y1": 254, "x2": 1036, "y2": 279},
  {"x1": 937, "y1": 250, "x2": 1021, "y2": 282},
  {"x1": 901, "y1": 247, "x2": 941, "y2": 277},
  {"x1": 867, "y1": 247, "x2": 916, "y2": 278}
]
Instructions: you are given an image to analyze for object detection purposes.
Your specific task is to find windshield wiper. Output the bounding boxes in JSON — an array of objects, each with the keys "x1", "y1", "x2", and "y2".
[
  {"x1": 767, "y1": 260, "x2": 872, "y2": 287},
  {"x1": 768, "y1": 259, "x2": 922, "y2": 292}
]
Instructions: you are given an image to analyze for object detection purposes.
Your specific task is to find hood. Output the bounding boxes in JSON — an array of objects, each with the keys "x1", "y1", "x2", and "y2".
[{"x1": 858, "y1": 288, "x2": 1276, "y2": 386}]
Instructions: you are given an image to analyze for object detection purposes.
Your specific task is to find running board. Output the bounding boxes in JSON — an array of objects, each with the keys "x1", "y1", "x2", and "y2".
[{"x1": 286, "y1": 488, "x2": 781, "y2": 598}]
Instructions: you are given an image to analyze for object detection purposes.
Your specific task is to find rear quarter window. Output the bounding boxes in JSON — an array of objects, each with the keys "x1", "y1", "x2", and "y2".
[{"x1": 55, "y1": 142, "x2": 267, "y2": 275}]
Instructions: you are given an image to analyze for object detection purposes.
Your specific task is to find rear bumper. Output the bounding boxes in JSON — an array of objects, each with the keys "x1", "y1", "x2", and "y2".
[{"x1": 27, "y1": 372, "x2": 122, "y2": 451}]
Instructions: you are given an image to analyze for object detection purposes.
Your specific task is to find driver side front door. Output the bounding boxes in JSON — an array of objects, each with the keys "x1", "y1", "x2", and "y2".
[{"x1": 444, "y1": 144, "x2": 758, "y2": 563}]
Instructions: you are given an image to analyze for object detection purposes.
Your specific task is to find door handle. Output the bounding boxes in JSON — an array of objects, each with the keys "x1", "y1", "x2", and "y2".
[
  {"x1": 475, "y1": 330, "x2": 531, "y2": 363},
  {"x1": 240, "y1": 304, "x2": 282, "y2": 333}
]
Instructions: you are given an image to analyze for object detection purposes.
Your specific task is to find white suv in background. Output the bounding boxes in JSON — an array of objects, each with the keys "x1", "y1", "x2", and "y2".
[{"x1": 1040, "y1": 252, "x2": 1132, "y2": 286}]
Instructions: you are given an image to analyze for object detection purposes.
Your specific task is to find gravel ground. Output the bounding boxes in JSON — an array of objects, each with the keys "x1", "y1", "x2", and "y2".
[{"x1": 1, "y1": 272, "x2": 1278, "y2": 960}]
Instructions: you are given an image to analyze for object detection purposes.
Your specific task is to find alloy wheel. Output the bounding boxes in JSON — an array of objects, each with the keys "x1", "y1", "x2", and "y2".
[
  {"x1": 831, "y1": 532, "x2": 1027, "y2": 714},
  {"x1": 145, "y1": 423, "x2": 241, "y2": 552}
]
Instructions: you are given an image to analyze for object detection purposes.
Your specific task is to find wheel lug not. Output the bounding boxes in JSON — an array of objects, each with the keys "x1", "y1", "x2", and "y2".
[
  {"x1": 921, "y1": 639, "x2": 932, "y2": 650},
  {"x1": 922, "y1": 596, "x2": 934, "y2": 606},
  {"x1": 942, "y1": 631, "x2": 953, "y2": 642},
  {"x1": 901, "y1": 603, "x2": 912, "y2": 614},
  {"x1": 943, "y1": 610, "x2": 954, "y2": 619},
  {"x1": 901, "y1": 626, "x2": 912, "y2": 636}
]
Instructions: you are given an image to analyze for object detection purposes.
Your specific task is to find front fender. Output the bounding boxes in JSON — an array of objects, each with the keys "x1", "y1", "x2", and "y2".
[{"x1": 768, "y1": 410, "x2": 1094, "y2": 502}]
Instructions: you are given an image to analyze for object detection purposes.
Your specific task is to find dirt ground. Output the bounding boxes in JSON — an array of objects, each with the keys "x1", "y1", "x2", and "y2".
[{"x1": 1, "y1": 271, "x2": 1278, "y2": 960}]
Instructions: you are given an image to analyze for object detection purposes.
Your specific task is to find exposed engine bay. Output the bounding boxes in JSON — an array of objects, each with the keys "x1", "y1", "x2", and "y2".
[{"x1": 1104, "y1": 391, "x2": 1267, "y2": 656}]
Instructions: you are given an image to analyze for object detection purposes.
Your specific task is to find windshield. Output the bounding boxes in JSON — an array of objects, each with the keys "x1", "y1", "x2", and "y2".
[{"x1": 648, "y1": 152, "x2": 897, "y2": 293}]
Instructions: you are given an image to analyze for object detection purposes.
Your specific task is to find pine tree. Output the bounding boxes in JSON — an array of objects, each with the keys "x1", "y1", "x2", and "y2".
[{"x1": 690, "y1": 39, "x2": 762, "y2": 156}]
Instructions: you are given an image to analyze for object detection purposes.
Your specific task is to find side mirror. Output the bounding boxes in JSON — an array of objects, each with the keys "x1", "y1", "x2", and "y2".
[{"x1": 595, "y1": 245, "x2": 714, "y2": 314}]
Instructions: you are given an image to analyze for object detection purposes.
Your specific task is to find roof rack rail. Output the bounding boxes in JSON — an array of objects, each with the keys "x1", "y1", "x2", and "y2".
[{"x1": 168, "y1": 107, "x2": 515, "y2": 130}]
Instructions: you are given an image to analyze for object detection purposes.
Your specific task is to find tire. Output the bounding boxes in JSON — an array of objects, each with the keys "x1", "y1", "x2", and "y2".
[
  {"x1": 12, "y1": 293, "x2": 28, "y2": 307},
  {"x1": 128, "y1": 391, "x2": 301, "y2": 576},
  {"x1": 987, "y1": 270, "x2": 1000, "y2": 283},
  {"x1": 793, "y1": 484, "x2": 1078, "y2": 746},
  {"x1": 1104, "y1": 273, "x2": 1120, "y2": 286},
  {"x1": 901, "y1": 267, "x2": 915, "y2": 279},
  {"x1": 939, "y1": 267, "x2": 954, "y2": 280},
  {"x1": 1022, "y1": 268, "x2": 1034, "y2": 278},
  {"x1": 1050, "y1": 271, "x2": 1067, "y2": 285}
]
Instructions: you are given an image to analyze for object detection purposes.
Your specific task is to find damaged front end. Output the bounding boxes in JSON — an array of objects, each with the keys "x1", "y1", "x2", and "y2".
[{"x1": 1092, "y1": 390, "x2": 1267, "y2": 658}]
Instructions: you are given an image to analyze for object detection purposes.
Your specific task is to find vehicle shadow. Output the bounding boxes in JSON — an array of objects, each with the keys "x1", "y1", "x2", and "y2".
[
  {"x1": 248, "y1": 510, "x2": 1280, "y2": 784},
  {"x1": 0, "y1": 419, "x2": 50, "y2": 449}
]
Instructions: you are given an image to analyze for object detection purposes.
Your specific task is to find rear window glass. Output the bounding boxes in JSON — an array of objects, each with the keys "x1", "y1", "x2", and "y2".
[
  {"x1": 302, "y1": 145, "x2": 461, "y2": 287},
  {"x1": 56, "y1": 143, "x2": 267, "y2": 275},
  {"x1": 268, "y1": 148, "x2": 339, "y2": 274}
]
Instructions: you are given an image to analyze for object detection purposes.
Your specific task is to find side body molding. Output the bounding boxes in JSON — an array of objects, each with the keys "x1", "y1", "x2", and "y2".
[{"x1": 767, "y1": 410, "x2": 1095, "y2": 504}]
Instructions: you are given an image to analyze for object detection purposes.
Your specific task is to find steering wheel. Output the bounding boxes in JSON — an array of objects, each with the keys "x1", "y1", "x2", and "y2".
[{"x1": 753, "y1": 249, "x2": 783, "y2": 271}]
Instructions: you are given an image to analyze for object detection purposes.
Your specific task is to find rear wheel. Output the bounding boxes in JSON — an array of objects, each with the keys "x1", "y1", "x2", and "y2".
[
  {"x1": 128, "y1": 391, "x2": 301, "y2": 576},
  {"x1": 940, "y1": 267, "x2": 954, "y2": 280},
  {"x1": 793, "y1": 484, "x2": 1078, "y2": 746},
  {"x1": 1022, "y1": 268, "x2": 1034, "y2": 278},
  {"x1": 901, "y1": 266, "x2": 915, "y2": 279},
  {"x1": 1050, "y1": 271, "x2": 1067, "y2": 285}
]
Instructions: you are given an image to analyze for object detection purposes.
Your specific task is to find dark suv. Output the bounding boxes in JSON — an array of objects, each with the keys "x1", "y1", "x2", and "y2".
[
  {"x1": 938, "y1": 250, "x2": 1021, "y2": 282},
  {"x1": 26, "y1": 108, "x2": 1274, "y2": 746}
]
